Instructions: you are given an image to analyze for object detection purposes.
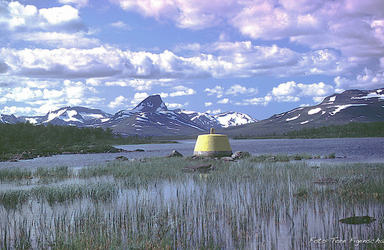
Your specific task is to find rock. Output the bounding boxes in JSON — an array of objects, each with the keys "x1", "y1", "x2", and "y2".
[
  {"x1": 339, "y1": 216, "x2": 376, "y2": 225},
  {"x1": 134, "y1": 149, "x2": 145, "y2": 152},
  {"x1": 168, "y1": 150, "x2": 183, "y2": 157},
  {"x1": 221, "y1": 157, "x2": 235, "y2": 161},
  {"x1": 115, "y1": 156, "x2": 129, "y2": 161},
  {"x1": 231, "y1": 151, "x2": 251, "y2": 160}
]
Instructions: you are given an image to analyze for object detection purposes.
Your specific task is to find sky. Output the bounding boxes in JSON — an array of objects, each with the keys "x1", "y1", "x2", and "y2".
[{"x1": 0, "y1": 0, "x2": 383, "y2": 120}]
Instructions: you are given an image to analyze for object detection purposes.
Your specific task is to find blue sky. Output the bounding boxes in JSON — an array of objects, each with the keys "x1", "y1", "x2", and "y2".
[{"x1": 0, "y1": 0, "x2": 383, "y2": 120}]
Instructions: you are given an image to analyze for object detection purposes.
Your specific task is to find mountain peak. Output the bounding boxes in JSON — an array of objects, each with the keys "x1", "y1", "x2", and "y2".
[{"x1": 132, "y1": 95, "x2": 168, "y2": 112}]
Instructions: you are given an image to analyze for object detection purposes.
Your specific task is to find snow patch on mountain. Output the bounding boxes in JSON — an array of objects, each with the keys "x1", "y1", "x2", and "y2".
[
  {"x1": 330, "y1": 104, "x2": 367, "y2": 115},
  {"x1": 308, "y1": 108, "x2": 321, "y2": 115},
  {"x1": 286, "y1": 114, "x2": 300, "y2": 121}
]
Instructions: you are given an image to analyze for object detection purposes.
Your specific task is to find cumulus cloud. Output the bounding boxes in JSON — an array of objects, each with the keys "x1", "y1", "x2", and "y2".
[
  {"x1": 169, "y1": 85, "x2": 196, "y2": 97},
  {"x1": 225, "y1": 84, "x2": 257, "y2": 96},
  {"x1": 108, "y1": 95, "x2": 127, "y2": 108},
  {"x1": 0, "y1": 106, "x2": 33, "y2": 115},
  {"x1": 0, "y1": 41, "x2": 354, "y2": 81},
  {"x1": 131, "y1": 92, "x2": 149, "y2": 106},
  {"x1": 112, "y1": 0, "x2": 384, "y2": 79},
  {"x1": 0, "y1": 79, "x2": 103, "y2": 115},
  {"x1": 334, "y1": 68, "x2": 384, "y2": 90},
  {"x1": 204, "y1": 85, "x2": 224, "y2": 98},
  {"x1": 206, "y1": 109, "x2": 222, "y2": 114},
  {"x1": 58, "y1": 0, "x2": 89, "y2": 8},
  {"x1": 235, "y1": 95, "x2": 273, "y2": 106},
  {"x1": 204, "y1": 102, "x2": 212, "y2": 107},
  {"x1": 217, "y1": 98, "x2": 229, "y2": 104},
  {"x1": 0, "y1": 1, "x2": 84, "y2": 32},
  {"x1": 110, "y1": 0, "x2": 237, "y2": 29},
  {"x1": 271, "y1": 81, "x2": 334, "y2": 102},
  {"x1": 166, "y1": 102, "x2": 188, "y2": 109}
]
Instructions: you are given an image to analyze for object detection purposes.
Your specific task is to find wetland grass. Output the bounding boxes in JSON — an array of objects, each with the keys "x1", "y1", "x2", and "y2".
[{"x1": 0, "y1": 157, "x2": 383, "y2": 249}]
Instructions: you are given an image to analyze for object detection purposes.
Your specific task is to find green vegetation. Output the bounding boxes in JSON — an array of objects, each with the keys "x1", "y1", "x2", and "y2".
[
  {"x1": 233, "y1": 121, "x2": 384, "y2": 139},
  {"x1": 0, "y1": 123, "x2": 160, "y2": 161},
  {"x1": 0, "y1": 157, "x2": 383, "y2": 249},
  {"x1": 285, "y1": 121, "x2": 384, "y2": 138}
]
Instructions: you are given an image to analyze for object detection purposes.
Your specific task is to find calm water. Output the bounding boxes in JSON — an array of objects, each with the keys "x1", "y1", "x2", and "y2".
[{"x1": 0, "y1": 137, "x2": 383, "y2": 169}]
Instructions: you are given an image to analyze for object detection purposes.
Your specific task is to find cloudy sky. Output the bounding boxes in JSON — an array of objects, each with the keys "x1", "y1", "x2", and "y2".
[{"x1": 0, "y1": 0, "x2": 383, "y2": 119}]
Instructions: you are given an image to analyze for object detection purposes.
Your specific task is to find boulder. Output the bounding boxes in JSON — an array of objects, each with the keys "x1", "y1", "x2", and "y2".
[
  {"x1": 115, "y1": 156, "x2": 129, "y2": 161},
  {"x1": 231, "y1": 151, "x2": 251, "y2": 160},
  {"x1": 168, "y1": 150, "x2": 183, "y2": 157}
]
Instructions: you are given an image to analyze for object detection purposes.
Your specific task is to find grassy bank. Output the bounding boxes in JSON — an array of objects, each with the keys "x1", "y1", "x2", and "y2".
[
  {"x1": 0, "y1": 123, "x2": 172, "y2": 161},
  {"x1": 0, "y1": 156, "x2": 383, "y2": 249}
]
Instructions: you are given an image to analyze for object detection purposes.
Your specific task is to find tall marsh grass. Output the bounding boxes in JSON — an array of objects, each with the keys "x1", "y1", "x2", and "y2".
[{"x1": 0, "y1": 157, "x2": 383, "y2": 249}]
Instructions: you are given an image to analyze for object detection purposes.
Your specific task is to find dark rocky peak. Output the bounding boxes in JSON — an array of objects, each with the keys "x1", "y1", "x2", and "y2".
[{"x1": 132, "y1": 95, "x2": 168, "y2": 112}]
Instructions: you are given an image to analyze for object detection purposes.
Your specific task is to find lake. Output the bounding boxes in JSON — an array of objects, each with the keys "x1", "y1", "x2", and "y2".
[
  {"x1": 1, "y1": 138, "x2": 383, "y2": 249},
  {"x1": 0, "y1": 137, "x2": 383, "y2": 169}
]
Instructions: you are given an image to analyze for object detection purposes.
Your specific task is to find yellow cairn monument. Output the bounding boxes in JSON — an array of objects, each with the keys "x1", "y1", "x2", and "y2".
[{"x1": 193, "y1": 128, "x2": 232, "y2": 157}]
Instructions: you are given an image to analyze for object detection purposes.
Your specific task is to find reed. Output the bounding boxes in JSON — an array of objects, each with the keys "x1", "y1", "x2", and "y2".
[{"x1": 0, "y1": 158, "x2": 383, "y2": 249}]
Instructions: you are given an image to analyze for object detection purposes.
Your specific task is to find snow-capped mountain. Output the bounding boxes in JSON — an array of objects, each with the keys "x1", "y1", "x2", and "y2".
[
  {"x1": 20, "y1": 107, "x2": 112, "y2": 127},
  {"x1": 174, "y1": 110, "x2": 257, "y2": 129},
  {"x1": 214, "y1": 111, "x2": 257, "y2": 127},
  {"x1": 0, "y1": 114, "x2": 19, "y2": 124},
  {"x1": 103, "y1": 95, "x2": 207, "y2": 136},
  {"x1": 225, "y1": 88, "x2": 384, "y2": 136},
  {"x1": 0, "y1": 94, "x2": 256, "y2": 136}
]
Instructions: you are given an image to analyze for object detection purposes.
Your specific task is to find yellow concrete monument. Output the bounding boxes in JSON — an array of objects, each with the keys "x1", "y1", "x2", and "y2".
[{"x1": 193, "y1": 128, "x2": 232, "y2": 157}]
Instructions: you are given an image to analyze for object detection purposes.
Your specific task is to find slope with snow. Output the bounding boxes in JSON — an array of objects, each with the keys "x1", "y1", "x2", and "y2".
[{"x1": 225, "y1": 87, "x2": 384, "y2": 137}]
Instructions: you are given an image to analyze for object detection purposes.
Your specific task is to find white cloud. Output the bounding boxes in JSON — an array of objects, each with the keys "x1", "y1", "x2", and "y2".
[
  {"x1": 110, "y1": 21, "x2": 131, "y2": 30},
  {"x1": 86, "y1": 78, "x2": 101, "y2": 86},
  {"x1": 0, "y1": 42, "x2": 354, "y2": 81},
  {"x1": 204, "y1": 102, "x2": 212, "y2": 107},
  {"x1": 0, "y1": 106, "x2": 33, "y2": 115},
  {"x1": 4, "y1": 87, "x2": 43, "y2": 102},
  {"x1": 111, "y1": 0, "x2": 384, "y2": 81},
  {"x1": 166, "y1": 102, "x2": 188, "y2": 109},
  {"x1": 1, "y1": 2, "x2": 83, "y2": 31},
  {"x1": 271, "y1": 81, "x2": 334, "y2": 102},
  {"x1": 225, "y1": 84, "x2": 257, "y2": 96},
  {"x1": 169, "y1": 85, "x2": 196, "y2": 97},
  {"x1": 13, "y1": 32, "x2": 100, "y2": 48},
  {"x1": 206, "y1": 109, "x2": 222, "y2": 114},
  {"x1": 235, "y1": 95, "x2": 273, "y2": 106},
  {"x1": 58, "y1": 0, "x2": 89, "y2": 8},
  {"x1": 312, "y1": 96, "x2": 325, "y2": 103},
  {"x1": 204, "y1": 85, "x2": 224, "y2": 98},
  {"x1": 108, "y1": 95, "x2": 127, "y2": 108},
  {"x1": 0, "y1": 79, "x2": 103, "y2": 115},
  {"x1": 334, "y1": 68, "x2": 384, "y2": 90},
  {"x1": 217, "y1": 98, "x2": 229, "y2": 104},
  {"x1": 131, "y1": 92, "x2": 149, "y2": 106}
]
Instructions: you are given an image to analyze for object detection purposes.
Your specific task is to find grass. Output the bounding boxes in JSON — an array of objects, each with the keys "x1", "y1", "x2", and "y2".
[
  {"x1": 0, "y1": 157, "x2": 383, "y2": 249},
  {"x1": 248, "y1": 153, "x2": 331, "y2": 162},
  {"x1": 0, "y1": 183, "x2": 119, "y2": 209}
]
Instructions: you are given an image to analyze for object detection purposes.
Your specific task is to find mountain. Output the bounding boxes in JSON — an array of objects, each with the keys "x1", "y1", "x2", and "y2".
[
  {"x1": 19, "y1": 107, "x2": 112, "y2": 127},
  {"x1": 224, "y1": 88, "x2": 384, "y2": 136},
  {"x1": 102, "y1": 95, "x2": 206, "y2": 136},
  {"x1": 174, "y1": 110, "x2": 257, "y2": 129},
  {"x1": 0, "y1": 114, "x2": 19, "y2": 124}
]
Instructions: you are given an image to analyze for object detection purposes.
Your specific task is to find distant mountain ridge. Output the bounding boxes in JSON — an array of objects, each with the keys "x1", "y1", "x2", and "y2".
[
  {"x1": 0, "y1": 94, "x2": 256, "y2": 136},
  {"x1": 224, "y1": 87, "x2": 384, "y2": 136}
]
